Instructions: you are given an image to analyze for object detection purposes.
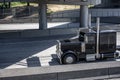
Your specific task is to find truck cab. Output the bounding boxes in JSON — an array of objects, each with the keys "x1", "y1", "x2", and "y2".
[{"x1": 56, "y1": 28, "x2": 118, "y2": 64}]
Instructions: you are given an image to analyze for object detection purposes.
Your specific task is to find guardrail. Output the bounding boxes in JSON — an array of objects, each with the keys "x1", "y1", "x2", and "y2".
[
  {"x1": 1, "y1": 61, "x2": 120, "y2": 80},
  {"x1": 49, "y1": 8, "x2": 120, "y2": 19},
  {"x1": 90, "y1": 8, "x2": 120, "y2": 17},
  {"x1": 0, "y1": 8, "x2": 12, "y2": 16},
  {"x1": 49, "y1": 9, "x2": 79, "y2": 18},
  {"x1": 0, "y1": 6, "x2": 38, "y2": 19}
]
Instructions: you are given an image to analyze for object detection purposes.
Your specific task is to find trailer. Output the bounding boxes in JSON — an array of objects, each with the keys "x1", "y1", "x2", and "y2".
[{"x1": 56, "y1": 28, "x2": 119, "y2": 64}]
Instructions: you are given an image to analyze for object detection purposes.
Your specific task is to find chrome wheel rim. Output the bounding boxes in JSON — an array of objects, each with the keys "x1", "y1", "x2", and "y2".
[{"x1": 66, "y1": 56, "x2": 74, "y2": 64}]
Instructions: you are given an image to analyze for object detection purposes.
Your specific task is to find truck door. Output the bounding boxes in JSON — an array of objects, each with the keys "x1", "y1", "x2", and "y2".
[{"x1": 85, "y1": 33, "x2": 96, "y2": 54}]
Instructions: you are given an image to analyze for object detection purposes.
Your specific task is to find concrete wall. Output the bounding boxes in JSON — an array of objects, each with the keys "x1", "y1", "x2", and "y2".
[
  {"x1": 49, "y1": 10, "x2": 80, "y2": 18},
  {"x1": 0, "y1": 25, "x2": 120, "y2": 39},
  {"x1": 90, "y1": 8, "x2": 120, "y2": 17},
  {"x1": 1, "y1": 61, "x2": 120, "y2": 80},
  {"x1": 0, "y1": 28, "x2": 78, "y2": 38},
  {"x1": 49, "y1": 8, "x2": 120, "y2": 19}
]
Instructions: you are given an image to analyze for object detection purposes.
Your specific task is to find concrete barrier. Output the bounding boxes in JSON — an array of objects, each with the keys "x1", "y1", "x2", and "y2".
[
  {"x1": 0, "y1": 61, "x2": 120, "y2": 80},
  {"x1": 49, "y1": 28, "x2": 78, "y2": 36},
  {"x1": 0, "y1": 28, "x2": 78, "y2": 39},
  {"x1": 0, "y1": 26, "x2": 120, "y2": 39}
]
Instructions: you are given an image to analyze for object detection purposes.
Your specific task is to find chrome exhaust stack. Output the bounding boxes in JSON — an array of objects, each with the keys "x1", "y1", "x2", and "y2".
[{"x1": 96, "y1": 17, "x2": 100, "y2": 59}]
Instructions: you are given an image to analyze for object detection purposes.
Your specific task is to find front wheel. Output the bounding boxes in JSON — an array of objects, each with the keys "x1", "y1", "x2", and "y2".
[{"x1": 62, "y1": 54, "x2": 77, "y2": 64}]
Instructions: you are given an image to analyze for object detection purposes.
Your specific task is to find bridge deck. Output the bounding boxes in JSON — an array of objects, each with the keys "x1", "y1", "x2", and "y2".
[{"x1": 0, "y1": 0, "x2": 100, "y2": 5}]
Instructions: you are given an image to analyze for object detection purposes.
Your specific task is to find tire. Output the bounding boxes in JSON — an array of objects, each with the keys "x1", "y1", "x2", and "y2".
[{"x1": 62, "y1": 54, "x2": 77, "y2": 64}]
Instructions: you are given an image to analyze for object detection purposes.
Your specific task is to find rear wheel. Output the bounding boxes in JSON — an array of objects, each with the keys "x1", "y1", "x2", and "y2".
[{"x1": 62, "y1": 54, "x2": 77, "y2": 64}]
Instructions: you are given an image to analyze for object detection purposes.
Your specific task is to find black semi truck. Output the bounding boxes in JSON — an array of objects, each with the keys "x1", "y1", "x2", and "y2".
[{"x1": 56, "y1": 28, "x2": 119, "y2": 64}]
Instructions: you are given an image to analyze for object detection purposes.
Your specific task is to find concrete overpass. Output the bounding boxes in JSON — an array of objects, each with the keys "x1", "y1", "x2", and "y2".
[
  {"x1": 46, "y1": 0, "x2": 120, "y2": 23},
  {"x1": 37, "y1": 0, "x2": 100, "y2": 29},
  {"x1": 2, "y1": 0, "x2": 120, "y2": 28},
  {"x1": 0, "y1": 0, "x2": 100, "y2": 5},
  {"x1": 0, "y1": 0, "x2": 101, "y2": 29}
]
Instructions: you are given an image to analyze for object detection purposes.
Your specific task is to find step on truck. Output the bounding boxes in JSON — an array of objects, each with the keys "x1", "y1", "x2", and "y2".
[{"x1": 56, "y1": 28, "x2": 119, "y2": 64}]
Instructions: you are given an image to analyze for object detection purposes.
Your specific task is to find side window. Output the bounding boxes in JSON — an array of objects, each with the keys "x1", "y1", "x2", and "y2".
[{"x1": 79, "y1": 32, "x2": 85, "y2": 42}]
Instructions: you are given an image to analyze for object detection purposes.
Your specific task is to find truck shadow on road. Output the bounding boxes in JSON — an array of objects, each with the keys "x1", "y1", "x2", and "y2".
[
  {"x1": 49, "y1": 54, "x2": 60, "y2": 66},
  {"x1": 27, "y1": 56, "x2": 41, "y2": 67}
]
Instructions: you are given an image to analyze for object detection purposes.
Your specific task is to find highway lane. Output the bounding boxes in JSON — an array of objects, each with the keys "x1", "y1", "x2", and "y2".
[
  {"x1": 0, "y1": 40, "x2": 58, "y2": 69},
  {"x1": 0, "y1": 32, "x2": 120, "y2": 69},
  {"x1": 0, "y1": 22, "x2": 120, "y2": 69},
  {"x1": 0, "y1": 34, "x2": 75, "y2": 69}
]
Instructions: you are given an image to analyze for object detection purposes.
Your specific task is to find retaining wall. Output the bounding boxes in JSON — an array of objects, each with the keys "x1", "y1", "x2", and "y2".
[
  {"x1": 0, "y1": 61, "x2": 120, "y2": 80},
  {"x1": 0, "y1": 28, "x2": 78, "y2": 39}
]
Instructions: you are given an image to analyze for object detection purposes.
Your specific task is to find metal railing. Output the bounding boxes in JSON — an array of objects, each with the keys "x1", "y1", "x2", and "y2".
[
  {"x1": 0, "y1": 6, "x2": 38, "y2": 19},
  {"x1": 0, "y1": 8, "x2": 12, "y2": 18},
  {"x1": 49, "y1": 9, "x2": 80, "y2": 18},
  {"x1": 49, "y1": 8, "x2": 120, "y2": 19},
  {"x1": 90, "y1": 8, "x2": 120, "y2": 17}
]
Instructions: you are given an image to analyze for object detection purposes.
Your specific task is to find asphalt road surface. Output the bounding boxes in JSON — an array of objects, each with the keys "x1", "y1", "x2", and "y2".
[
  {"x1": 0, "y1": 39, "x2": 58, "y2": 69},
  {"x1": 0, "y1": 22, "x2": 120, "y2": 69},
  {"x1": 0, "y1": 32, "x2": 120, "y2": 69},
  {"x1": 0, "y1": 35, "x2": 75, "y2": 69}
]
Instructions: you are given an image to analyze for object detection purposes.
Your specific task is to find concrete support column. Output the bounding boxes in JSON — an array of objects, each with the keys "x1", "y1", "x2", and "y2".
[
  {"x1": 80, "y1": 5, "x2": 88, "y2": 28},
  {"x1": 38, "y1": 2, "x2": 47, "y2": 30}
]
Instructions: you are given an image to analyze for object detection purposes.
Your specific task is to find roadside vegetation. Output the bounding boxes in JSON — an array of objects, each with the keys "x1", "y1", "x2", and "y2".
[
  {"x1": 47, "y1": 4, "x2": 80, "y2": 15},
  {"x1": 0, "y1": 2, "x2": 80, "y2": 11},
  {"x1": 11, "y1": 2, "x2": 38, "y2": 7},
  {"x1": 0, "y1": 2, "x2": 92, "y2": 13},
  {"x1": 0, "y1": 2, "x2": 38, "y2": 8}
]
